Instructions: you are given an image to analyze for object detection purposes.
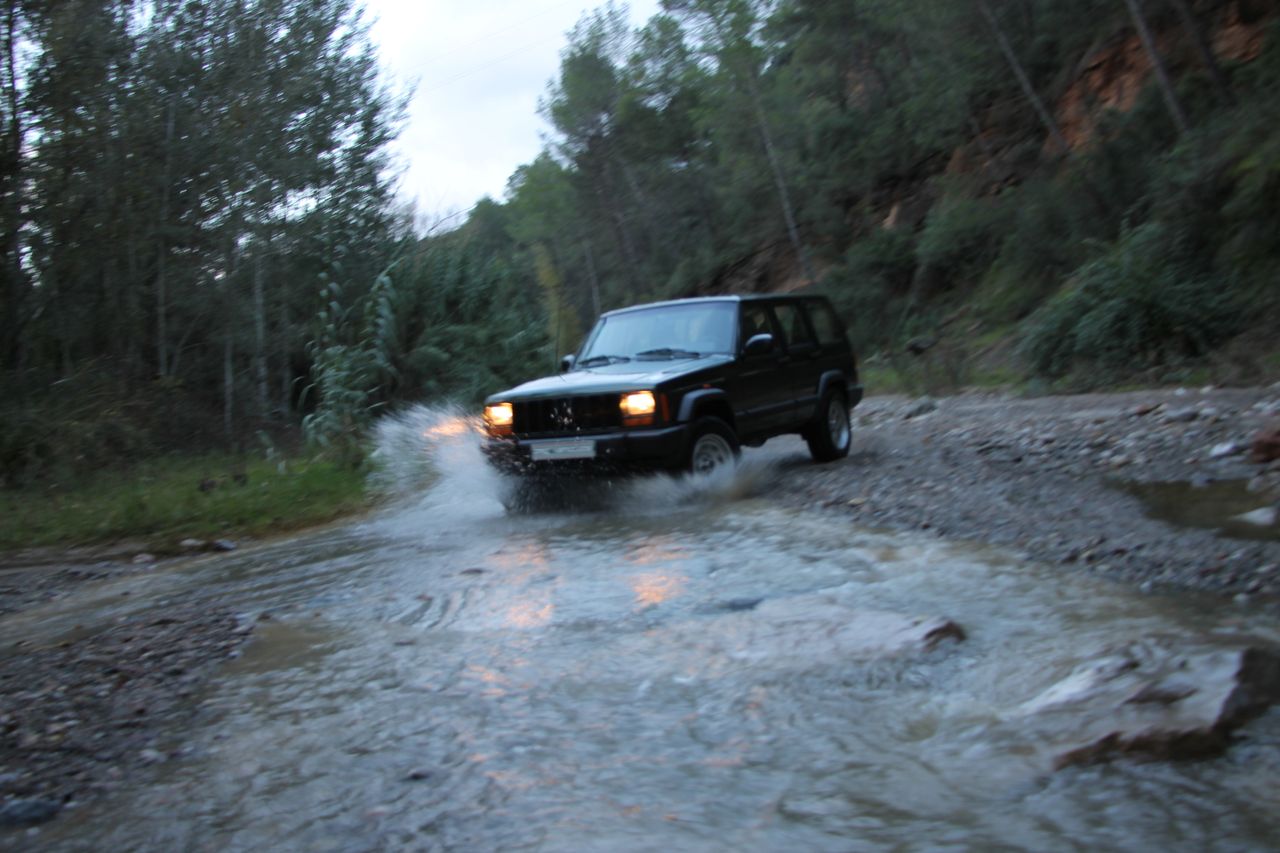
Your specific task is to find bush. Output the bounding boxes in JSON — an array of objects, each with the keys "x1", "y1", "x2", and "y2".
[
  {"x1": 1022, "y1": 222, "x2": 1242, "y2": 379},
  {"x1": 914, "y1": 195, "x2": 1010, "y2": 288},
  {"x1": 822, "y1": 227, "x2": 916, "y2": 349}
]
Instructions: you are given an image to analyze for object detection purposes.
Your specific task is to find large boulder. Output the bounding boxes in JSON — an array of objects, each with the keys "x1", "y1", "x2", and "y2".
[{"x1": 1016, "y1": 638, "x2": 1280, "y2": 768}]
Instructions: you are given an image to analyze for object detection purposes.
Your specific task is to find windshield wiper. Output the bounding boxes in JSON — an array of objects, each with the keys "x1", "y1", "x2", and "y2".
[
  {"x1": 577, "y1": 354, "x2": 632, "y2": 367},
  {"x1": 635, "y1": 347, "x2": 702, "y2": 360}
]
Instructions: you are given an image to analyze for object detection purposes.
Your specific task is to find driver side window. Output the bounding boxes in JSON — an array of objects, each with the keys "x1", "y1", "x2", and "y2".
[{"x1": 739, "y1": 304, "x2": 774, "y2": 350}]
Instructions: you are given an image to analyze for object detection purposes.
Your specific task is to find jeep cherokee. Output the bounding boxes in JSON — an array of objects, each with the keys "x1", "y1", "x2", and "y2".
[{"x1": 480, "y1": 295, "x2": 862, "y2": 475}]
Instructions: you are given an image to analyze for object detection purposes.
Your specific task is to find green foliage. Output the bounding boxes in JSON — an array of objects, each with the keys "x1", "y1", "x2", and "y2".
[
  {"x1": 1022, "y1": 223, "x2": 1243, "y2": 379},
  {"x1": 0, "y1": 453, "x2": 370, "y2": 551},
  {"x1": 822, "y1": 227, "x2": 915, "y2": 349},
  {"x1": 915, "y1": 196, "x2": 1011, "y2": 286},
  {"x1": 0, "y1": 369, "x2": 230, "y2": 488}
]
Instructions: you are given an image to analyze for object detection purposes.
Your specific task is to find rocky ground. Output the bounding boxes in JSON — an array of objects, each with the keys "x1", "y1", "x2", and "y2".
[
  {"x1": 779, "y1": 385, "x2": 1280, "y2": 604},
  {"x1": 0, "y1": 609, "x2": 250, "y2": 828},
  {"x1": 0, "y1": 549, "x2": 255, "y2": 829}
]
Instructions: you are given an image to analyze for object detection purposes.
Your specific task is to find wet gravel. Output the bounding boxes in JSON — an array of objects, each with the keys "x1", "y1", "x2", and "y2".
[
  {"x1": 779, "y1": 386, "x2": 1280, "y2": 603},
  {"x1": 0, "y1": 607, "x2": 251, "y2": 827}
]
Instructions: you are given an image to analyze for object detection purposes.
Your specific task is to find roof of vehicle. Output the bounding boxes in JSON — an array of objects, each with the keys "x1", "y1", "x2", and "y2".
[{"x1": 600, "y1": 293, "x2": 827, "y2": 318}]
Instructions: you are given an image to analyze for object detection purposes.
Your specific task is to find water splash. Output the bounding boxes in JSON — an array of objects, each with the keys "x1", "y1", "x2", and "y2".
[{"x1": 369, "y1": 403, "x2": 782, "y2": 518}]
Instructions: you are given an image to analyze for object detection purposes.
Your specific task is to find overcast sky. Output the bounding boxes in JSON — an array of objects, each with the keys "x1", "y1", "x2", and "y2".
[{"x1": 366, "y1": 0, "x2": 664, "y2": 229}]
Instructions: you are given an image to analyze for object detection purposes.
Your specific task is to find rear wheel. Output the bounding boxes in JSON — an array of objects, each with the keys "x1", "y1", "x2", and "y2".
[
  {"x1": 687, "y1": 417, "x2": 740, "y2": 475},
  {"x1": 804, "y1": 389, "x2": 851, "y2": 462}
]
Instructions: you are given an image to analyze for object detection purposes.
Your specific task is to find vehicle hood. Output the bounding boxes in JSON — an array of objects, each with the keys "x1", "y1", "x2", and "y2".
[{"x1": 486, "y1": 355, "x2": 733, "y2": 403}]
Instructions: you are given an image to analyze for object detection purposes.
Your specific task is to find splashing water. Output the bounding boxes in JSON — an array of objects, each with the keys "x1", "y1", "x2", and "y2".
[{"x1": 368, "y1": 403, "x2": 783, "y2": 518}]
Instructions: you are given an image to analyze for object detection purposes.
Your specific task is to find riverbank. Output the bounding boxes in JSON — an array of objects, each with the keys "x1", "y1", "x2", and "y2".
[{"x1": 778, "y1": 386, "x2": 1280, "y2": 604}]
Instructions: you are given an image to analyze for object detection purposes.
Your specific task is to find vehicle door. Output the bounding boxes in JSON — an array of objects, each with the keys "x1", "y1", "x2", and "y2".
[
  {"x1": 768, "y1": 300, "x2": 822, "y2": 425},
  {"x1": 804, "y1": 298, "x2": 856, "y2": 390},
  {"x1": 725, "y1": 301, "x2": 789, "y2": 436}
]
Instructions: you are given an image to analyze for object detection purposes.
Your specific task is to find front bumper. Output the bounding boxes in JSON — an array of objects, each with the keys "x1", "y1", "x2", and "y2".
[{"x1": 481, "y1": 424, "x2": 691, "y2": 475}]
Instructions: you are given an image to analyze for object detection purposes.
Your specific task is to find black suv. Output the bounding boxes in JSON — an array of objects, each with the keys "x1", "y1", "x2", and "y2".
[{"x1": 481, "y1": 295, "x2": 862, "y2": 475}]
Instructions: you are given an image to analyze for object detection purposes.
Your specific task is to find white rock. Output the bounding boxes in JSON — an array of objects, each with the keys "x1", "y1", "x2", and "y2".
[
  {"x1": 1208, "y1": 441, "x2": 1244, "y2": 459},
  {"x1": 1235, "y1": 507, "x2": 1278, "y2": 527}
]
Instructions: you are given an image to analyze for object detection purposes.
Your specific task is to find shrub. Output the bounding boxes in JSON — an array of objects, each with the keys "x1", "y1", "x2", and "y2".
[
  {"x1": 914, "y1": 195, "x2": 1010, "y2": 288},
  {"x1": 1022, "y1": 222, "x2": 1242, "y2": 378}
]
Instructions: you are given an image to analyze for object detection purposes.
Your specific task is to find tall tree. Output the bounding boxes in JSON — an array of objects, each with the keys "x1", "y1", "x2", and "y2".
[{"x1": 1123, "y1": 0, "x2": 1190, "y2": 134}]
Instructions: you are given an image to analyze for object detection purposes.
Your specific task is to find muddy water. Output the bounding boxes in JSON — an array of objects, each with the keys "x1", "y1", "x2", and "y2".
[{"x1": 17, "y1": 408, "x2": 1280, "y2": 851}]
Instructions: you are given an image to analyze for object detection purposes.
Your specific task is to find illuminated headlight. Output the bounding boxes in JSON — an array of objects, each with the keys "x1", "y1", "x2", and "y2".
[
  {"x1": 484, "y1": 402, "x2": 513, "y2": 434},
  {"x1": 620, "y1": 391, "x2": 657, "y2": 425}
]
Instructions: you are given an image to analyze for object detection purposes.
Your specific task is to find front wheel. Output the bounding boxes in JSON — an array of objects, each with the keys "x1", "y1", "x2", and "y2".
[
  {"x1": 804, "y1": 389, "x2": 851, "y2": 462},
  {"x1": 687, "y1": 417, "x2": 741, "y2": 475}
]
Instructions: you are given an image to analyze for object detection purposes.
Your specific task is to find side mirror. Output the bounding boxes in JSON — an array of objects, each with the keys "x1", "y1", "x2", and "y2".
[
  {"x1": 744, "y1": 333, "x2": 775, "y2": 357},
  {"x1": 560, "y1": 354, "x2": 576, "y2": 372}
]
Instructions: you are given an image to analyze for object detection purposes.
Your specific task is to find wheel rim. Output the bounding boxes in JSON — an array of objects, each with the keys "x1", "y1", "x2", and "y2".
[
  {"x1": 691, "y1": 433, "x2": 734, "y2": 475},
  {"x1": 827, "y1": 399, "x2": 850, "y2": 450}
]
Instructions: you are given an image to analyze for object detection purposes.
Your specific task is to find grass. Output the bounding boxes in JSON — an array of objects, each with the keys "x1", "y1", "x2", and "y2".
[{"x1": 0, "y1": 453, "x2": 373, "y2": 552}]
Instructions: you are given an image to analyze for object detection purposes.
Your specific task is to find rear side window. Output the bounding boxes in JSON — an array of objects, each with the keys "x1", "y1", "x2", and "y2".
[
  {"x1": 771, "y1": 302, "x2": 815, "y2": 348},
  {"x1": 806, "y1": 300, "x2": 846, "y2": 346}
]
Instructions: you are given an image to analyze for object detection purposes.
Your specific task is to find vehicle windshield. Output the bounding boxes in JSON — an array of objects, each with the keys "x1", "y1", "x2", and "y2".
[{"x1": 577, "y1": 302, "x2": 736, "y2": 365}]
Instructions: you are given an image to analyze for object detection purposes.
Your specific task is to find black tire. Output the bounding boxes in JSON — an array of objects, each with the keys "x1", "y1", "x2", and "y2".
[
  {"x1": 687, "y1": 416, "x2": 741, "y2": 475},
  {"x1": 804, "y1": 388, "x2": 851, "y2": 463}
]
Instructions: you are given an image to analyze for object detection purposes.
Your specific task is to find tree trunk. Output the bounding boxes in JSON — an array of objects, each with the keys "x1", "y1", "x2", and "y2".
[
  {"x1": 280, "y1": 291, "x2": 291, "y2": 416},
  {"x1": 1, "y1": 2, "x2": 23, "y2": 370},
  {"x1": 253, "y1": 242, "x2": 269, "y2": 416},
  {"x1": 749, "y1": 79, "x2": 817, "y2": 286},
  {"x1": 223, "y1": 336, "x2": 234, "y2": 440},
  {"x1": 155, "y1": 96, "x2": 177, "y2": 376},
  {"x1": 582, "y1": 239, "x2": 602, "y2": 317},
  {"x1": 1167, "y1": 0, "x2": 1233, "y2": 105},
  {"x1": 1123, "y1": 0, "x2": 1190, "y2": 134},
  {"x1": 976, "y1": 0, "x2": 1072, "y2": 154}
]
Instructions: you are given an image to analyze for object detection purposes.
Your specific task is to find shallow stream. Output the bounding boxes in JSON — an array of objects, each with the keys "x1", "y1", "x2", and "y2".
[{"x1": 10, "y1": 407, "x2": 1280, "y2": 851}]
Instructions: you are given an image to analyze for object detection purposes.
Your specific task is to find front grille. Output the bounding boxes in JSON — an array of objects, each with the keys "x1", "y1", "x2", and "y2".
[{"x1": 514, "y1": 395, "x2": 621, "y2": 436}]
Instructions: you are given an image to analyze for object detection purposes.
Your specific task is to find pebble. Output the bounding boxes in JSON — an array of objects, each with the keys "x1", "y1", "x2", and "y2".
[
  {"x1": 1234, "y1": 507, "x2": 1277, "y2": 527},
  {"x1": 1207, "y1": 441, "x2": 1244, "y2": 459},
  {"x1": 1163, "y1": 407, "x2": 1199, "y2": 423},
  {"x1": 212, "y1": 539, "x2": 238, "y2": 552},
  {"x1": 132, "y1": 553, "x2": 156, "y2": 565}
]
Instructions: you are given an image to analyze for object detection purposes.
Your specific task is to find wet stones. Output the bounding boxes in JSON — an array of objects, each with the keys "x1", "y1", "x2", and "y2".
[
  {"x1": 1017, "y1": 640, "x2": 1280, "y2": 768},
  {"x1": 0, "y1": 797, "x2": 62, "y2": 827},
  {"x1": 718, "y1": 596, "x2": 965, "y2": 662}
]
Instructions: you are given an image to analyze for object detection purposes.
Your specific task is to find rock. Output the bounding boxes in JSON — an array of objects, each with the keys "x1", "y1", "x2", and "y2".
[
  {"x1": 179, "y1": 538, "x2": 207, "y2": 551},
  {"x1": 903, "y1": 397, "x2": 938, "y2": 419},
  {"x1": 1250, "y1": 424, "x2": 1280, "y2": 464},
  {"x1": 132, "y1": 553, "x2": 156, "y2": 565},
  {"x1": 636, "y1": 594, "x2": 965, "y2": 672},
  {"x1": 212, "y1": 539, "x2": 238, "y2": 552},
  {"x1": 1207, "y1": 441, "x2": 1244, "y2": 459},
  {"x1": 0, "y1": 797, "x2": 62, "y2": 827},
  {"x1": 1234, "y1": 507, "x2": 1277, "y2": 527},
  {"x1": 1132, "y1": 403, "x2": 1161, "y2": 417},
  {"x1": 404, "y1": 768, "x2": 434, "y2": 782},
  {"x1": 1163, "y1": 407, "x2": 1199, "y2": 424},
  {"x1": 139, "y1": 748, "x2": 166, "y2": 764},
  {"x1": 1018, "y1": 641, "x2": 1280, "y2": 768}
]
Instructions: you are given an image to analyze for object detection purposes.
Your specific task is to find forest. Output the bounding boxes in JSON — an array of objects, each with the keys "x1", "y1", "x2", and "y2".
[{"x1": 2, "y1": 0, "x2": 1279, "y2": 488}]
